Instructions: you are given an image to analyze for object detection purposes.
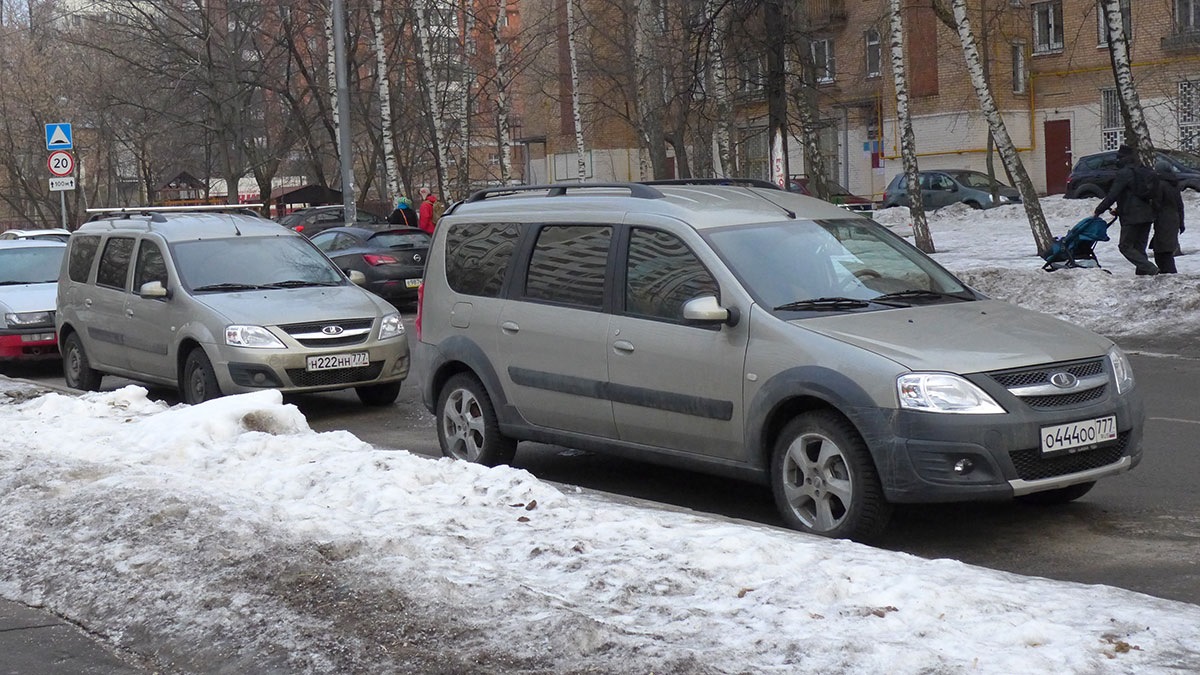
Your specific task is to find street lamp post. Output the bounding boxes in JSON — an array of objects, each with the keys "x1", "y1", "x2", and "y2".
[{"x1": 331, "y1": 0, "x2": 357, "y2": 225}]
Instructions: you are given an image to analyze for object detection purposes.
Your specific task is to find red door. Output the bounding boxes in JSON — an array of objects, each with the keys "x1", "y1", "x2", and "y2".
[{"x1": 1044, "y1": 120, "x2": 1072, "y2": 195}]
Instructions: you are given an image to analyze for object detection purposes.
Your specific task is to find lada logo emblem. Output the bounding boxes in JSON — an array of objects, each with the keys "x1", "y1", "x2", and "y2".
[
  {"x1": 1049, "y1": 372, "x2": 1078, "y2": 389},
  {"x1": 321, "y1": 325, "x2": 344, "y2": 336}
]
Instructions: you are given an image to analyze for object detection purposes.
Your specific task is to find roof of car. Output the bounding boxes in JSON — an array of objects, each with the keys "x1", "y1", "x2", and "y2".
[
  {"x1": 76, "y1": 210, "x2": 287, "y2": 242},
  {"x1": 445, "y1": 182, "x2": 857, "y2": 230},
  {"x1": 0, "y1": 228, "x2": 72, "y2": 238},
  {"x1": 0, "y1": 238, "x2": 67, "y2": 249}
]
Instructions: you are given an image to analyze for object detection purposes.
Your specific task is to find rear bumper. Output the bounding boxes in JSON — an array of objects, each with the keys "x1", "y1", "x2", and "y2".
[{"x1": 0, "y1": 331, "x2": 59, "y2": 361}]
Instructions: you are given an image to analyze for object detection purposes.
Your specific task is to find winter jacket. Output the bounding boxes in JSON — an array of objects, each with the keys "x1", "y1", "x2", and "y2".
[
  {"x1": 1095, "y1": 164, "x2": 1157, "y2": 226},
  {"x1": 418, "y1": 195, "x2": 438, "y2": 235},
  {"x1": 388, "y1": 206, "x2": 418, "y2": 228},
  {"x1": 1150, "y1": 172, "x2": 1185, "y2": 254}
]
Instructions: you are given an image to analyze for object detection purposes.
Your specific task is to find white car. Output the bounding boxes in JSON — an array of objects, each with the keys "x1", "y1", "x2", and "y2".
[
  {"x1": 0, "y1": 240, "x2": 65, "y2": 362},
  {"x1": 0, "y1": 228, "x2": 72, "y2": 242}
]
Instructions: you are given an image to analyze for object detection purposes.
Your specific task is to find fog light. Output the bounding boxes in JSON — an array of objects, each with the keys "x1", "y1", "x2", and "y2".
[
  {"x1": 953, "y1": 458, "x2": 975, "y2": 475},
  {"x1": 252, "y1": 372, "x2": 268, "y2": 385}
]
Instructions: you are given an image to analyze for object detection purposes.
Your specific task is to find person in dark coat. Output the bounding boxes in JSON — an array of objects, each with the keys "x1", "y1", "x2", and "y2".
[
  {"x1": 1149, "y1": 171, "x2": 1185, "y2": 274},
  {"x1": 388, "y1": 197, "x2": 418, "y2": 228},
  {"x1": 1094, "y1": 144, "x2": 1159, "y2": 275}
]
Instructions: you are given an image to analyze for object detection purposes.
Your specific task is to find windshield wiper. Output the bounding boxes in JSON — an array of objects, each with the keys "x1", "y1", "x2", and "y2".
[
  {"x1": 263, "y1": 280, "x2": 339, "y2": 288},
  {"x1": 873, "y1": 289, "x2": 972, "y2": 304},
  {"x1": 191, "y1": 282, "x2": 269, "y2": 292},
  {"x1": 774, "y1": 297, "x2": 872, "y2": 311}
]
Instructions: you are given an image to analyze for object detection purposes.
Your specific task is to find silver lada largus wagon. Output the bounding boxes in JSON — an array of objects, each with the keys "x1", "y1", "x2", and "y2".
[{"x1": 416, "y1": 181, "x2": 1144, "y2": 541}]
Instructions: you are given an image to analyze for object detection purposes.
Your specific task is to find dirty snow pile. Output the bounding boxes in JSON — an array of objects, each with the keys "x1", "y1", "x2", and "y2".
[{"x1": 1, "y1": 383, "x2": 1199, "y2": 674}]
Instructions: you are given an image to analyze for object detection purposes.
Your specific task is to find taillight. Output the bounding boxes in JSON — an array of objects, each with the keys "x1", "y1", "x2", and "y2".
[
  {"x1": 363, "y1": 254, "x2": 399, "y2": 266},
  {"x1": 415, "y1": 282, "x2": 424, "y2": 340},
  {"x1": 293, "y1": 225, "x2": 305, "y2": 233}
]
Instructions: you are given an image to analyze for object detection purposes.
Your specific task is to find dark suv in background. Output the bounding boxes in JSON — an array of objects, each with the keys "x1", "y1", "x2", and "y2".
[{"x1": 1065, "y1": 149, "x2": 1200, "y2": 199}]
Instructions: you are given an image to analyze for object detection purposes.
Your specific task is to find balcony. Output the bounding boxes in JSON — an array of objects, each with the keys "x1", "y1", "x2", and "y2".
[
  {"x1": 1162, "y1": 29, "x2": 1200, "y2": 52},
  {"x1": 805, "y1": 0, "x2": 847, "y2": 29}
]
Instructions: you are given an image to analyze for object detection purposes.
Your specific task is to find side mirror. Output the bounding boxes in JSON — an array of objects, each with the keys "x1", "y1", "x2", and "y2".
[
  {"x1": 138, "y1": 280, "x2": 169, "y2": 299},
  {"x1": 682, "y1": 295, "x2": 738, "y2": 327},
  {"x1": 347, "y1": 269, "x2": 366, "y2": 285}
]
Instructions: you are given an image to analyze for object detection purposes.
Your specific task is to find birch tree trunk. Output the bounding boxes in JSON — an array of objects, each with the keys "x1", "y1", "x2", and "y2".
[
  {"x1": 888, "y1": 0, "x2": 932, "y2": 253},
  {"x1": 1102, "y1": 0, "x2": 1154, "y2": 165},
  {"x1": 415, "y1": 0, "x2": 449, "y2": 195},
  {"x1": 326, "y1": 12, "x2": 340, "y2": 190},
  {"x1": 457, "y1": 0, "x2": 475, "y2": 198},
  {"x1": 951, "y1": 0, "x2": 1052, "y2": 255},
  {"x1": 370, "y1": 0, "x2": 400, "y2": 201},
  {"x1": 704, "y1": 0, "x2": 733, "y2": 176},
  {"x1": 633, "y1": 0, "x2": 668, "y2": 179},
  {"x1": 491, "y1": 0, "x2": 513, "y2": 183},
  {"x1": 793, "y1": 39, "x2": 830, "y2": 199},
  {"x1": 566, "y1": 0, "x2": 587, "y2": 180}
]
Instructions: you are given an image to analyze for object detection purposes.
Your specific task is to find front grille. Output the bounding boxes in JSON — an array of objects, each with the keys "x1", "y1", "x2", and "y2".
[
  {"x1": 278, "y1": 318, "x2": 374, "y2": 348},
  {"x1": 1009, "y1": 432, "x2": 1129, "y2": 481},
  {"x1": 987, "y1": 358, "x2": 1107, "y2": 410},
  {"x1": 1021, "y1": 385, "x2": 1107, "y2": 410},
  {"x1": 285, "y1": 361, "x2": 384, "y2": 387}
]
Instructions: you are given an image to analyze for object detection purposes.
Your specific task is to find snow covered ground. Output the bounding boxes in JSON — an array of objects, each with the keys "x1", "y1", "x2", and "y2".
[{"x1": 1, "y1": 195, "x2": 1198, "y2": 674}]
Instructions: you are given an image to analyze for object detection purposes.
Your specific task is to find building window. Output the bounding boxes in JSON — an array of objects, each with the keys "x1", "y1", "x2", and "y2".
[
  {"x1": 1179, "y1": 80, "x2": 1200, "y2": 152},
  {"x1": 811, "y1": 38, "x2": 836, "y2": 83},
  {"x1": 1032, "y1": 1, "x2": 1064, "y2": 54},
  {"x1": 865, "y1": 29, "x2": 881, "y2": 78},
  {"x1": 737, "y1": 54, "x2": 765, "y2": 93},
  {"x1": 1180, "y1": 0, "x2": 1200, "y2": 31},
  {"x1": 488, "y1": 152, "x2": 500, "y2": 165},
  {"x1": 1101, "y1": 88, "x2": 1125, "y2": 151},
  {"x1": 1097, "y1": 0, "x2": 1132, "y2": 46},
  {"x1": 1011, "y1": 42, "x2": 1026, "y2": 94}
]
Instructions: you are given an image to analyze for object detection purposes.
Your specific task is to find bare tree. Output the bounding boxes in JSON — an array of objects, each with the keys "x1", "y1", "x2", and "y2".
[
  {"x1": 888, "y1": 0, "x2": 932, "y2": 253},
  {"x1": 565, "y1": 0, "x2": 587, "y2": 180},
  {"x1": 371, "y1": 0, "x2": 401, "y2": 201},
  {"x1": 1101, "y1": 0, "x2": 1153, "y2": 164}
]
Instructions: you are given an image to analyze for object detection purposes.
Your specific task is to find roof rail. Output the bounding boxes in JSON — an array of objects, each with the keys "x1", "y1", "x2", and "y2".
[
  {"x1": 639, "y1": 178, "x2": 782, "y2": 190},
  {"x1": 86, "y1": 204, "x2": 265, "y2": 223},
  {"x1": 462, "y1": 182, "x2": 665, "y2": 204}
]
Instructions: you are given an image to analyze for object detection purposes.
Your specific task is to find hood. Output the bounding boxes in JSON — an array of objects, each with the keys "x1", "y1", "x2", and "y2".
[
  {"x1": 192, "y1": 285, "x2": 391, "y2": 325},
  {"x1": 796, "y1": 300, "x2": 1113, "y2": 374},
  {"x1": 0, "y1": 282, "x2": 57, "y2": 314}
]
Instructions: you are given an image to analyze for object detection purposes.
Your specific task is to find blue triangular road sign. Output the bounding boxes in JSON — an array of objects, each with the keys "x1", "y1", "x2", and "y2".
[{"x1": 46, "y1": 123, "x2": 73, "y2": 150}]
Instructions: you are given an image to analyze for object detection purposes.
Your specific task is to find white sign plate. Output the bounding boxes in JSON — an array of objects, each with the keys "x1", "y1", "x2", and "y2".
[{"x1": 49, "y1": 177, "x2": 76, "y2": 191}]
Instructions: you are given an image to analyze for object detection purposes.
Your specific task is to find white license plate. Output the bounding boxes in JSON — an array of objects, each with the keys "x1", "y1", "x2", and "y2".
[
  {"x1": 306, "y1": 352, "x2": 369, "y2": 371},
  {"x1": 405, "y1": 278, "x2": 422, "y2": 288},
  {"x1": 1040, "y1": 416, "x2": 1118, "y2": 455}
]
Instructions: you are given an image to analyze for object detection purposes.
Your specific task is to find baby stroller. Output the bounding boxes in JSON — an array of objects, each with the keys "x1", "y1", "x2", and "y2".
[{"x1": 1041, "y1": 215, "x2": 1116, "y2": 272}]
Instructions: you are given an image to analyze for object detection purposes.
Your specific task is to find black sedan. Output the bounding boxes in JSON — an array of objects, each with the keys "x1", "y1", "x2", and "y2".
[{"x1": 310, "y1": 226, "x2": 429, "y2": 304}]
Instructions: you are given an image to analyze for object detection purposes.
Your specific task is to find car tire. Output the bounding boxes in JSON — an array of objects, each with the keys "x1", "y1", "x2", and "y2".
[
  {"x1": 182, "y1": 347, "x2": 222, "y2": 405},
  {"x1": 1015, "y1": 481, "x2": 1096, "y2": 505},
  {"x1": 355, "y1": 382, "x2": 401, "y2": 407},
  {"x1": 62, "y1": 333, "x2": 103, "y2": 392},
  {"x1": 770, "y1": 411, "x2": 892, "y2": 541},
  {"x1": 965, "y1": 200, "x2": 983, "y2": 209},
  {"x1": 436, "y1": 373, "x2": 516, "y2": 466}
]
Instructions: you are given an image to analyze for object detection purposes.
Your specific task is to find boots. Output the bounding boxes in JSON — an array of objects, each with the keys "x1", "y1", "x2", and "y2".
[{"x1": 1154, "y1": 253, "x2": 1178, "y2": 274}]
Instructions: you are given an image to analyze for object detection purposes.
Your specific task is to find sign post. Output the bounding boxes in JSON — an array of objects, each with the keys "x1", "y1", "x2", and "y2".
[{"x1": 45, "y1": 124, "x2": 75, "y2": 230}]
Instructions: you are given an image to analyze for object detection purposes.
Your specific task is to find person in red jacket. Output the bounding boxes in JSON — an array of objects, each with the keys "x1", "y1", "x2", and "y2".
[{"x1": 418, "y1": 190, "x2": 438, "y2": 235}]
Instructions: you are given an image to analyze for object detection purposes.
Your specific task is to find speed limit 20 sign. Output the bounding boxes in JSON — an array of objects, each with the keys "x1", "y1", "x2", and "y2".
[{"x1": 48, "y1": 150, "x2": 75, "y2": 177}]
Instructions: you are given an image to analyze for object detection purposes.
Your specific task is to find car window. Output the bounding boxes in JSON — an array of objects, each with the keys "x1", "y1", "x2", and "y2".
[
  {"x1": 523, "y1": 225, "x2": 611, "y2": 309},
  {"x1": 0, "y1": 246, "x2": 64, "y2": 284},
  {"x1": 133, "y1": 240, "x2": 168, "y2": 291},
  {"x1": 624, "y1": 228, "x2": 718, "y2": 322},
  {"x1": 309, "y1": 232, "x2": 336, "y2": 251},
  {"x1": 327, "y1": 232, "x2": 359, "y2": 252},
  {"x1": 445, "y1": 222, "x2": 520, "y2": 298},
  {"x1": 68, "y1": 235, "x2": 101, "y2": 283},
  {"x1": 1162, "y1": 150, "x2": 1200, "y2": 170},
  {"x1": 315, "y1": 211, "x2": 342, "y2": 223},
  {"x1": 96, "y1": 236, "x2": 136, "y2": 290},
  {"x1": 368, "y1": 231, "x2": 430, "y2": 249},
  {"x1": 919, "y1": 174, "x2": 932, "y2": 190},
  {"x1": 930, "y1": 174, "x2": 955, "y2": 190},
  {"x1": 953, "y1": 172, "x2": 1005, "y2": 189},
  {"x1": 171, "y1": 236, "x2": 343, "y2": 290}
]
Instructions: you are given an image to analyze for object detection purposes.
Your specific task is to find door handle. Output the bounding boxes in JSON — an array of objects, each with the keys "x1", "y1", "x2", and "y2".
[
  {"x1": 612, "y1": 339, "x2": 635, "y2": 354},
  {"x1": 125, "y1": 309, "x2": 134, "y2": 318},
  {"x1": 501, "y1": 320, "x2": 520, "y2": 334},
  {"x1": 84, "y1": 298, "x2": 92, "y2": 307}
]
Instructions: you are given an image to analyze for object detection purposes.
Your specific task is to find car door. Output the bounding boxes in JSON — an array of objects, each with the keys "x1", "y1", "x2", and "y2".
[
  {"x1": 123, "y1": 238, "x2": 188, "y2": 381},
  {"x1": 496, "y1": 223, "x2": 617, "y2": 439},
  {"x1": 80, "y1": 235, "x2": 137, "y2": 371},
  {"x1": 924, "y1": 172, "x2": 956, "y2": 209},
  {"x1": 606, "y1": 223, "x2": 748, "y2": 459}
]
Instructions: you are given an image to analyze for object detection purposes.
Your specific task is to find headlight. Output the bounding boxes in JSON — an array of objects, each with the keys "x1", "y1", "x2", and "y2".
[
  {"x1": 897, "y1": 373, "x2": 1006, "y2": 414},
  {"x1": 998, "y1": 195, "x2": 1011, "y2": 203},
  {"x1": 378, "y1": 313, "x2": 405, "y2": 340},
  {"x1": 5, "y1": 311, "x2": 54, "y2": 328},
  {"x1": 1108, "y1": 346, "x2": 1134, "y2": 394},
  {"x1": 225, "y1": 325, "x2": 285, "y2": 348}
]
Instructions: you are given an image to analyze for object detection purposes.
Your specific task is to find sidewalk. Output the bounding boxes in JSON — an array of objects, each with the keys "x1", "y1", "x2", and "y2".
[{"x1": 0, "y1": 599, "x2": 145, "y2": 674}]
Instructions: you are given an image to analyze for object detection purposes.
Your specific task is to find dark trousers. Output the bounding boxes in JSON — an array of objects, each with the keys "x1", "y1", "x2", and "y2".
[
  {"x1": 1150, "y1": 215, "x2": 1182, "y2": 274},
  {"x1": 1118, "y1": 221, "x2": 1158, "y2": 275}
]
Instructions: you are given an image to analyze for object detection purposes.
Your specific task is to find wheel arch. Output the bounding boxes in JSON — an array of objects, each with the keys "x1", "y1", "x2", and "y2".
[
  {"x1": 174, "y1": 337, "x2": 207, "y2": 389},
  {"x1": 422, "y1": 335, "x2": 510, "y2": 421}
]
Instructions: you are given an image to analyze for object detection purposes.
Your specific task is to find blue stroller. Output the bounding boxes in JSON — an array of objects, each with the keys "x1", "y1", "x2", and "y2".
[{"x1": 1041, "y1": 215, "x2": 1116, "y2": 272}]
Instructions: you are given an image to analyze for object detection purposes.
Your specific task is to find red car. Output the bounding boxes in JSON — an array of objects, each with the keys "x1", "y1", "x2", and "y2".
[{"x1": 787, "y1": 176, "x2": 875, "y2": 213}]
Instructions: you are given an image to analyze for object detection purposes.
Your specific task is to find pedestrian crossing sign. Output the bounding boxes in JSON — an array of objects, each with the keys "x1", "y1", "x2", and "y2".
[{"x1": 46, "y1": 123, "x2": 73, "y2": 151}]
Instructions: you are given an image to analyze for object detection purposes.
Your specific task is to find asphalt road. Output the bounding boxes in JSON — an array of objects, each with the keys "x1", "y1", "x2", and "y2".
[{"x1": 7, "y1": 332, "x2": 1199, "y2": 608}]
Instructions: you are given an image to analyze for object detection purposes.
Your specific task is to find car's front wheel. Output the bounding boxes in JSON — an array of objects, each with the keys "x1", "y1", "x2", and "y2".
[
  {"x1": 182, "y1": 348, "x2": 222, "y2": 405},
  {"x1": 355, "y1": 382, "x2": 401, "y2": 406},
  {"x1": 770, "y1": 411, "x2": 892, "y2": 541},
  {"x1": 62, "y1": 333, "x2": 102, "y2": 391},
  {"x1": 436, "y1": 373, "x2": 516, "y2": 466}
]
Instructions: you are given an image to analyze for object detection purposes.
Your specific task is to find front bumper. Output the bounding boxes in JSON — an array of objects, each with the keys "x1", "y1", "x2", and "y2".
[{"x1": 214, "y1": 340, "x2": 410, "y2": 395}]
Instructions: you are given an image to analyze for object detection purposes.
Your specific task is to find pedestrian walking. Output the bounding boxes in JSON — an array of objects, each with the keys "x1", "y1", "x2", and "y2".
[
  {"x1": 1094, "y1": 145, "x2": 1160, "y2": 276},
  {"x1": 418, "y1": 190, "x2": 438, "y2": 235},
  {"x1": 1150, "y1": 170, "x2": 1185, "y2": 274},
  {"x1": 388, "y1": 197, "x2": 418, "y2": 228}
]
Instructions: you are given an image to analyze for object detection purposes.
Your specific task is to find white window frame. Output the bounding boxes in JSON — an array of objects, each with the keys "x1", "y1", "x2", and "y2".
[
  {"x1": 1101, "y1": 88, "x2": 1125, "y2": 151},
  {"x1": 1032, "y1": 1, "x2": 1064, "y2": 54},
  {"x1": 865, "y1": 28, "x2": 881, "y2": 79},
  {"x1": 1097, "y1": 0, "x2": 1132, "y2": 46},
  {"x1": 1011, "y1": 41, "x2": 1027, "y2": 94},
  {"x1": 1179, "y1": 80, "x2": 1200, "y2": 152},
  {"x1": 811, "y1": 38, "x2": 836, "y2": 84},
  {"x1": 1181, "y1": 0, "x2": 1200, "y2": 31}
]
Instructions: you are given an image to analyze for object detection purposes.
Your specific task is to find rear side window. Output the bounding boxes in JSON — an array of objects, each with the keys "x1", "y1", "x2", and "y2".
[
  {"x1": 444, "y1": 222, "x2": 520, "y2": 298},
  {"x1": 96, "y1": 237, "x2": 135, "y2": 289},
  {"x1": 67, "y1": 235, "x2": 101, "y2": 283},
  {"x1": 524, "y1": 225, "x2": 612, "y2": 309}
]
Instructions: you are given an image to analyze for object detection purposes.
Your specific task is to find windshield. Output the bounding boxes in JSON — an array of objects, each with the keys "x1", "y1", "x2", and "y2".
[
  {"x1": 1162, "y1": 150, "x2": 1200, "y2": 170},
  {"x1": 705, "y1": 219, "x2": 971, "y2": 313},
  {"x1": 949, "y1": 171, "x2": 1010, "y2": 189},
  {"x1": 171, "y1": 235, "x2": 345, "y2": 292},
  {"x1": 0, "y1": 246, "x2": 64, "y2": 284}
]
